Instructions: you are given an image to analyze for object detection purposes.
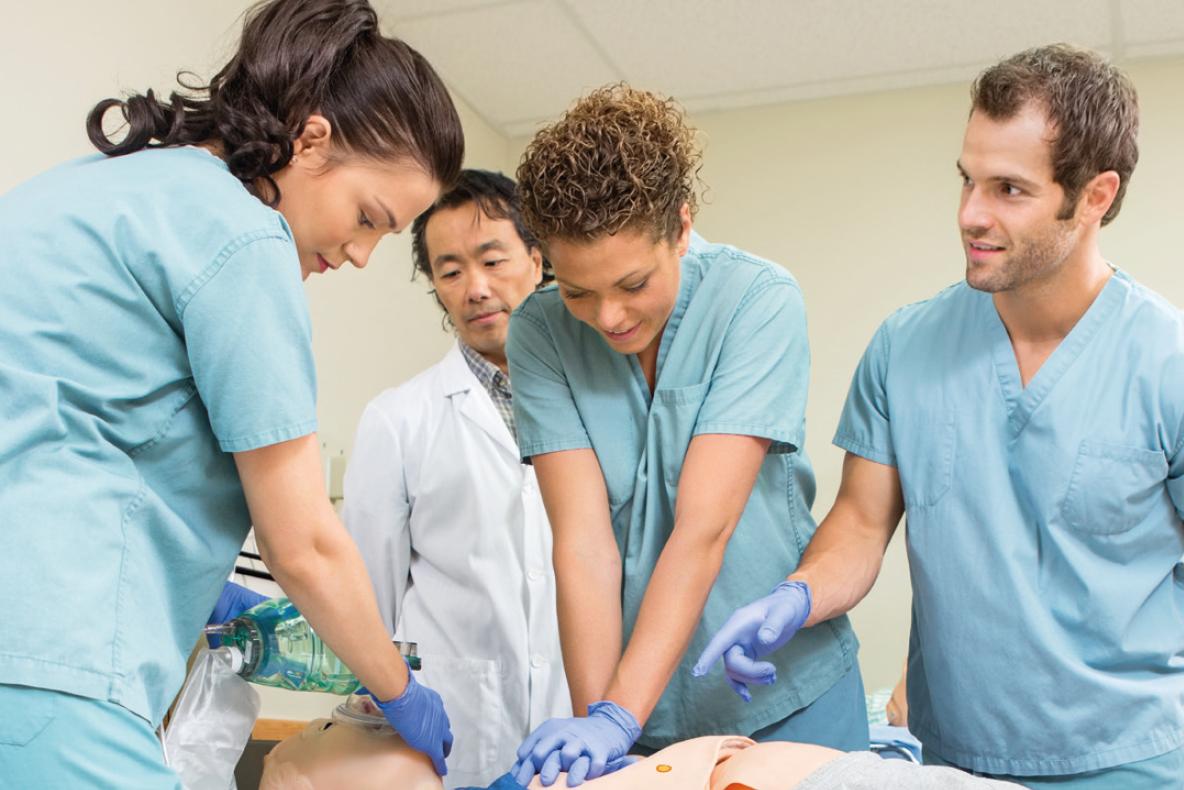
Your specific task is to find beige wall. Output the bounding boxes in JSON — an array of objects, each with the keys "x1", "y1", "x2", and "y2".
[{"x1": 4, "y1": 0, "x2": 1183, "y2": 714}]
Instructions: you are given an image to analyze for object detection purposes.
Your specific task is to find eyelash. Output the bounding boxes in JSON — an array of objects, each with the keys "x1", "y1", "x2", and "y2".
[
  {"x1": 563, "y1": 281, "x2": 648, "y2": 300},
  {"x1": 360, "y1": 212, "x2": 375, "y2": 229}
]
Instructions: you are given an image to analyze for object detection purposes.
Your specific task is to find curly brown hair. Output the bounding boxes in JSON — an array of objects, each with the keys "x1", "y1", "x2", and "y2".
[
  {"x1": 516, "y1": 83, "x2": 703, "y2": 245},
  {"x1": 971, "y1": 43, "x2": 1138, "y2": 226}
]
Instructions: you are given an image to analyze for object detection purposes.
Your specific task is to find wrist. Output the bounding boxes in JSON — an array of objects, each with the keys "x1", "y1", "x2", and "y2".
[{"x1": 588, "y1": 700, "x2": 642, "y2": 741}]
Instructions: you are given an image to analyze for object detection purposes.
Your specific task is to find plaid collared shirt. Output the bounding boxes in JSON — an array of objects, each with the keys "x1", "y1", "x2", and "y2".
[{"x1": 458, "y1": 340, "x2": 516, "y2": 442}]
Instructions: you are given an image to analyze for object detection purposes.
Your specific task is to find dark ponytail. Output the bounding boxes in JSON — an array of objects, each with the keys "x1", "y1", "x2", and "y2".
[{"x1": 87, "y1": 0, "x2": 463, "y2": 204}]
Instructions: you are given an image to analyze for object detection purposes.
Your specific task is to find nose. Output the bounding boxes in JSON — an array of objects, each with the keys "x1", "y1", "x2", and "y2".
[
  {"x1": 958, "y1": 185, "x2": 992, "y2": 234},
  {"x1": 347, "y1": 238, "x2": 378, "y2": 270},
  {"x1": 597, "y1": 297, "x2": 627, "y2": 331},
  {"x1": 466, "y1": 268, "x2": 492, "y2": 302}
]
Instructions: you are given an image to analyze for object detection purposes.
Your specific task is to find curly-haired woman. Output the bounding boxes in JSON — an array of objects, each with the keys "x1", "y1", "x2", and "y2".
[{"x1": 506, "y1": 85, "x2": 867, "y2": 788}]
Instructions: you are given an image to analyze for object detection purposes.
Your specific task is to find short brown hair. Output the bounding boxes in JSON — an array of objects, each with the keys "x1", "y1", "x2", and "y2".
[
  {"x1": 516, "y1": 83, "x2": 702, "y2": 245},
  {"x1": 970, "y1": 43, "x2": 1138, "y2": 226}
]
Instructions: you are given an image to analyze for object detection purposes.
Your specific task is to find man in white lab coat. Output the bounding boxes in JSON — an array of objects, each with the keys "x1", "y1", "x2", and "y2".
[{"x1": 343, "y1": 170, "x2": 570, "y2": 788}]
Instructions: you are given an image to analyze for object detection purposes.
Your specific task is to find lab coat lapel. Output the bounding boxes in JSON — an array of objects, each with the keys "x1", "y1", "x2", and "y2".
[{"x1": 438, "y1": 342, "x2": 518, "y2": 456}]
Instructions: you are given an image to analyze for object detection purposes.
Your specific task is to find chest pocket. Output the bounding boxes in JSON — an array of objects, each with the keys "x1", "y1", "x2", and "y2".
[
  {"x1": 893, "y1": 410, "x2": 955, "y2": 508},
  {"x1": 651, "y1": 382, "x2": 710, "y2": 488},
  {"x1": 1062, "y1": 440, "x2": 1168, "y2": 535}
]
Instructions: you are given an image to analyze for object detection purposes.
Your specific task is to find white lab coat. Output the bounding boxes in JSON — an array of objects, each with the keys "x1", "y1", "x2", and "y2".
[{"x1": 343, "y1": 342, "x2": 570, "y2": 788}]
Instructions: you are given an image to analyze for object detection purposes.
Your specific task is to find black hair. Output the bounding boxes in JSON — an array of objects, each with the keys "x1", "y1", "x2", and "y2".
[{"x1": 86, "y1": 0, "x2": 463, "y2": 205}]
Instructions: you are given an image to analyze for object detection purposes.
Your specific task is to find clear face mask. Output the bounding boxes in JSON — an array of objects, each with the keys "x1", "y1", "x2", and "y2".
[{"x1": 331, "y1": 693, "x2": 399, "y2": 735}]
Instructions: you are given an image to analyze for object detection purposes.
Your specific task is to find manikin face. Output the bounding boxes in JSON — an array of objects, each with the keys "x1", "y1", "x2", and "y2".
[
  {"x1": 547, "y1": 206, "x2": 691, "y2": 362},
  {"x1": 271, "y1": 115, "x2": 442, "y2": 281},
  {"x1": 260, "y1": 718, "x2": 445, "y2": 790},
  {"x1": 425, "y1": 203, "x2": 545, "y2": 373},
  {"x1": 957, "y1": 104, "x2": 1083, "y2": 295}
]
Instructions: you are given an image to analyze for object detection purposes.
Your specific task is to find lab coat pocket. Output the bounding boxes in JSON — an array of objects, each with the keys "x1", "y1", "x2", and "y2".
[
  {"x1": 651, "y1": 382, "x2": 710, "y2": 488},
  {"x1": 894, "y1": 412, "x2": 955, "y2": 508},
  {"x1": 415, "y1": 655, "x2": 503, "y2": 776},
  {"x1": 1062, "y1": 440, "x2": 1167, "y2": 535}
]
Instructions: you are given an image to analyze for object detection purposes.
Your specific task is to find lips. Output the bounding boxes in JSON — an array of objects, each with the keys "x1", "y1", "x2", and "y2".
[
  {"x1": 604, "y1": 324, "x2": 640, "y2": 343},
  {"x1": 965, "y1": 238, "x2": 1004, "y2": 262},
  {"x1": 317, "y1": 254, "x2": 332, "y2": 273},
  {"x1": 467, "y1": 309, "x2": 504, "y2": 325}
]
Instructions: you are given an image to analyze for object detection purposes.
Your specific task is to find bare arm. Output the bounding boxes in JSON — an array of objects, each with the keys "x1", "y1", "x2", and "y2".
[
  {"x1": 606, "y1": 433, "x2": 770, "y2": 725},
  {"x1": 234, "y1": 433, "x2": 408, "y2": 702},
  {"x1": 532, "y1": 448, "x2": 624, "y2": 716},
  {"x1": 792, "y1": 451, "x2": 905, "y2": 626}
]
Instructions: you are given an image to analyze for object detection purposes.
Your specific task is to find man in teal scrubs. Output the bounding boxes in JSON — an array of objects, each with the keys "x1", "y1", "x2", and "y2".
[
  {"x1": 698, "y1": 45, "x2": 1184, "y2": 789},
  {"x1": 506, "y1": 85, "x2": 865, "y2": 789}
]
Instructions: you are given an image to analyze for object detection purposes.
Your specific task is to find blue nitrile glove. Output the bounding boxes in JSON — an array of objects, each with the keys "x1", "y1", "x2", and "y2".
[
  {"x1": 371, "y1": 665, "x2": 454, "y2": 777},
  {"x1": 691, "y1": 581, "x2": 811, "y2": 702},
  {"x1": 512, "y1": 701, "x2": 642, "y2": 788},
  {"x1": 206, "y1": 581, "x2": 269, "y2": 648}
]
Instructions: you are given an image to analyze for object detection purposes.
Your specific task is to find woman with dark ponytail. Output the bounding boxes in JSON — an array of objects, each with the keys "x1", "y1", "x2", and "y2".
[{"x1": 0, "y1": 0, "x2": 463, "y2": 786}]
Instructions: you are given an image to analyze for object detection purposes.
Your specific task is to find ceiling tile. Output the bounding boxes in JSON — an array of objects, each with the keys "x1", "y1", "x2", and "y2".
[
  {"x1": 394, "y1": 0, "x2": 621, "y2": 135},
  {"x1": 381, "y1": 0, "x2": 1184, "y2": 137},
  {"x1": 1120, "y1": 0, "x2": 1184, "y2": 58},
  {"x1": 566, "y1": 0, "x2": 1111, "y2": 101}
]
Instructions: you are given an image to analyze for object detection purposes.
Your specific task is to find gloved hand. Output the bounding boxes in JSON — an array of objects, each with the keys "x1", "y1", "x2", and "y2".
[
  {"x1": 512, "y1": 701, "x2": 642, "y2": 787},
  {"x1": 691, "y1": 581, "x2": 811, "y2": 702},
  {"x1": 206, "y1": 581, "x2": 269, "y2": 648},
  {"x1": 371, "y1": 665, "x2": 453, "y2": 777}
]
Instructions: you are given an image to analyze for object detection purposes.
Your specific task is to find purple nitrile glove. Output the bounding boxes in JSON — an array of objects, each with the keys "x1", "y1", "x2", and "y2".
[
  {"x1": 206, "y1": 581, "x2": 269, "y2": 648},
  {"x1": 370, "y1": 665, "x2": 454, "y2": 777},
  {"x1": 512, "y1": 701, "x2": 642, "y2": 787},
  {"x1": 691, "y1": 581, "x2": 811, "y2": 702}
]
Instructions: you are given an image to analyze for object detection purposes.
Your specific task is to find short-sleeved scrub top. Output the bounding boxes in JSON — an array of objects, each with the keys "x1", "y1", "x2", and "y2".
[
  {"x1": 507, "y1": 233, "x2": 859, "y2": 749},
  {"x1": 835, "y1": 271, "x2": 1184, "y2": 776},
  {"x1": 0, "y1": 148, "x2": 318, "y2": 726}
]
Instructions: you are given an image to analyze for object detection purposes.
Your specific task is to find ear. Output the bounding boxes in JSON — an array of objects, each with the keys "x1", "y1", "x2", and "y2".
[
  {"x1": 1076, "y1": 170, "x2": 1120, "y2": 226},
  {"x1": 674, "y1": 203, "x2": 693, "y2": 258},
  {"x1": 530, "y1": 246, "x2": 545, "y2": 286},
  {"x1": 292, "y1": 114, "x2": 334, "y2": 165}
]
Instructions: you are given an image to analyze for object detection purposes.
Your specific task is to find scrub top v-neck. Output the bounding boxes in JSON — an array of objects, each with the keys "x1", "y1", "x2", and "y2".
[
  {"x1": 507, "y1": 233, "x2": 858, "y2": 748},
  {"x1": 835, "y1": 270, "x2": 1184, "y2": 776}
]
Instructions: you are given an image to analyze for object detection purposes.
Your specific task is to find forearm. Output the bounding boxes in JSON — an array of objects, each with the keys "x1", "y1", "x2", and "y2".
[
  {"x1": 605, "y1": 523, "x2": 729, "y2": 724},
  {"x1": 533, "y1": 448, "x2": 625, "y2": 715},
  {"x1": 605, "y1": 433, "x2": 767, "y2": 723},
  {"x1": 790, "y1": 508, "x2": 890, "y2": 626},
  {"x1": 554, "y1": 542, "x2": 623, "y2": 714},
  {"x1": 791, "y1": 453, "x2": 903, "y2": 627},
  {"x1": 257, "y1": 506, "x2": 408, "y2": 699},
  {"x1": 236, "y1": 434, "x2": 408, "y2": 702}
]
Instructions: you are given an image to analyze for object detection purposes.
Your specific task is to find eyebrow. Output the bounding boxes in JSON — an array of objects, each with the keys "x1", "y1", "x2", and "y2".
[
  {"x1": 956, "y1": 161, "x2": 1040, "y2": 191},
  {"x1": 375, "y1": 198, "x2": 397, "y2": 229},
  {"x1": 431, "y1": 239, "x2": 510, "y2": 268},
  {"x1": 558, "y1": 267, "x2": 651, "y2": 292}
]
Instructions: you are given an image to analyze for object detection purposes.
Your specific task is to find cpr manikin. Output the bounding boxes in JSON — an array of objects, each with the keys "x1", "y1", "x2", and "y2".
[
  {"x1": 261, "y1": 697, "x2": 1018, "y2": 790},
  {"x1": 260, "y1": 695, "x2": 444, "y2": 790}
]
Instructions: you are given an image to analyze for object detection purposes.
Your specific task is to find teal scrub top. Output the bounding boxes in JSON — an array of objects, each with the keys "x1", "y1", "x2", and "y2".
[
  {"x1": 507, "y1": 233, "x2": 858, "y2": 748},
  {"x1": 835, "y1": 271, "x2": 1184, "y2": 776},
  {"x1": 0, "y1": 148, "x2": 318, "y2": 725}
]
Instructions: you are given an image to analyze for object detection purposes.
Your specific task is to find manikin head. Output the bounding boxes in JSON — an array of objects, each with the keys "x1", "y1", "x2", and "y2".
[{"x1": 259, "y1": 696, "x2": 444, "y2": 790}]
